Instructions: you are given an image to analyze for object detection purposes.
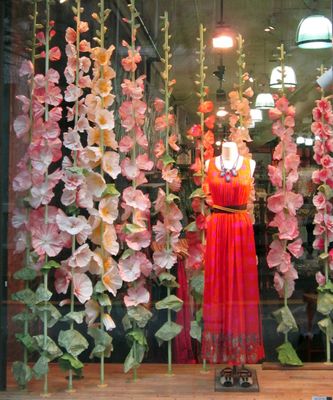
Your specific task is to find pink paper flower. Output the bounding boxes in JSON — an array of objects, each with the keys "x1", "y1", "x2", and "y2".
[
  {"x1": 102, "y1": 151, "x2": 121, "y2": 179},
  {"x1": 287, "y1": 238, "x2": 303, "y2": 258},
  {"x1": 31, "y1": 223, "x2": 64, "y2": 257},
  {"x1": 85, "y1": 299, "x2": 99, "y2": 325},
  {"x1": 124, "y1": 285, "x2": 150, "y2": 307},
  {"x1": 68, "y1": 244, "x2": 93, "y2": 269},
  {"x1": 102, "y1": 257, "x2": 122, "y2": 296},
  {"x1": 153, "y1": 249, "x2": 177, "y2": 270},
  {"x1": 315, "y1": 271, "x2": 326, "y2": 286},
  {"x1": 125, "y1": 230, "x2": 151, "y2": 251},
  {"x1": 73, "y1": 272, "x2": 93, "y2": 304},
  {"x1": 99, "y1": 196, "x2": 119, "y2": 224},
  {"x1": 123, "y1": 186, "x2": 151, "y2": 211},
  {"x1": 95, "y1": 109, "x2": 115, "y2": 130},
  {"x1": 55, "y1": 267, "x2": 72, "y2": 294}
]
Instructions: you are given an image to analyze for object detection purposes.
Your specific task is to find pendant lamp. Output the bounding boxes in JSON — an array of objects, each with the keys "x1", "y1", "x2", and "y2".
[
  {"x1": 254, "y1": 93, "x2": 274, "y2": 109},
  {"x1": 296, "y1": 15, "x2": 332, "y2": 49},
  {"x1": 250, "y1": 108, "x2": 263, "y2": 122},
  {"x1": 270, "y1": 66, "x2": 297, "y2": 88},
  {"x1": 212, "y1": 0, "x2": 235, "y2": 49}
]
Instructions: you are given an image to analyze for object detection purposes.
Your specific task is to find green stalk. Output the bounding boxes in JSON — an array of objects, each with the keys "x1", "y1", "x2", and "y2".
[
  {"x1": 162, "y1": 11, "x2": 173, "y2": 376},
  {"x1": 42, "y1": 0, "x2": 50, "y2": 394},
  {"x1": 98, "y1": 0, "x2": 106, "y2": 387},
  {"x1": 22, "y1": 0, "x2": 38, "y2": 388},
  {"x1": 237, "y1": 35, "x2": 244, "y2": 128},
  {"x1": 67, "y1": 0, "x2": 81, "y2": 391},
  {"x1": 198, "y1": 23, "x2": 207, "y2": 372}
]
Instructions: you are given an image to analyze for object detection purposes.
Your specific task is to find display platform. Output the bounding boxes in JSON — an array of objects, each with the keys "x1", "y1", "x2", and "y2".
[{"x1": 1, "y1": 363, "x2": 333, "y2": 400}]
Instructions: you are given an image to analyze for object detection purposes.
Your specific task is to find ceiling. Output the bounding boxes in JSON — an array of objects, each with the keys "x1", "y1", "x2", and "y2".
[{"x1": 135, "y1": 0, "x2": 332, "y2": 146}]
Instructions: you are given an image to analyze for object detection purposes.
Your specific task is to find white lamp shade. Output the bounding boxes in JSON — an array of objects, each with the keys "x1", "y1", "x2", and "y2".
[
  {"x1": 216, "y1": 106, "x2": 229, "y2": 118},
  {"x1": 250, "y1": 108, "x2": 263, "y2": 122},
  {"x1": 296, "y1": 15, "x2": 332, "y2": 49},
  {"x1": 254, "y1": 93, "x2": 274, "y2": 109},
  {"x1": 270, "y1": 66, "x2": 297, "y2": 88}
]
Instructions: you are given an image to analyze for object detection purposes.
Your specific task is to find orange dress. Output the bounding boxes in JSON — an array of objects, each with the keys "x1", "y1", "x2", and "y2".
[{"x1": 202, "y1": 157, "x2": 265, "y2": 365}]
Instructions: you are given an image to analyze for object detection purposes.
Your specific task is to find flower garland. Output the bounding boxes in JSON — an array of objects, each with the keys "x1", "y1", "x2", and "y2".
[
  {"x1": 11, "y1": 0, "x2": 39, "y2": 389},
  {"x1": 266, "y1": 44, "x2": 303, "y2": 366},
  {"x1": 228, "y1": 34, "x2": 255, "y2": 219},
  {"x1": 186, "y1": 24, "x2": 215, "y2": 369},
  {"x1": 117, "y1": 0, "x2": 153, "y2": 379},
  {"x1": 54, "y1": 1, "x2": 91, "y2": 391},
  {"x1": 311, "y1": 76, "x2": 333, "y2": 363},
  {"x1": 83, "y1": 1, "x2": 122, "y2": 387},
  {"x1": 152, "y1": 11, "x2": 183, "y2": 375},
  {"x1": 12, "y1": 0, "x2": 65, "y2": 394}
]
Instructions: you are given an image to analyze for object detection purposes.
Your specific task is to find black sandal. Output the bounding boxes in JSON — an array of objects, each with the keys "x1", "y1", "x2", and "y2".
[
  {"x1": 219, "y1": 367, "x2": 234, "y2": 387},
  {"x1": 238, "y1": 368, "x2": 253, "y2": 388}
]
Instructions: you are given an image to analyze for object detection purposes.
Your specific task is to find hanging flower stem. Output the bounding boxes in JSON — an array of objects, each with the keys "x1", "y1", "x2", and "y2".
[{"x1": 42, "y1": 0, "x2": 50, "y2": 395}]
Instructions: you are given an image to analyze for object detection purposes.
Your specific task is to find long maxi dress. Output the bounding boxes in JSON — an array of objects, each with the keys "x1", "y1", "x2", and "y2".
[{"x1": 202, "y1": 157, "x2": 265, "y2": 365}]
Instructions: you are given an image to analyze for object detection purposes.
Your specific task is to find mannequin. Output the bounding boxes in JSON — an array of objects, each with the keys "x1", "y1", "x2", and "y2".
[
  {"x1": 202, "y1": 140, "x2": 264, "y2": 388},
  {"x1": 205, "y1": 141, "x2": 255, "y2": 177}
]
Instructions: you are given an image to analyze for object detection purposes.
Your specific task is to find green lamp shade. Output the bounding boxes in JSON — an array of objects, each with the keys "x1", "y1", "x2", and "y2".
[{"x1": 296, "y1": 15, "x2": 332, "y2": 49}]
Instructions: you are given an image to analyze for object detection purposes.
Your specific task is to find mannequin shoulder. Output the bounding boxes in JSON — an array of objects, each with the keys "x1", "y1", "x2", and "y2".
[{"x1": 249, "y1": 158, "x2": 256, "y2": 177}]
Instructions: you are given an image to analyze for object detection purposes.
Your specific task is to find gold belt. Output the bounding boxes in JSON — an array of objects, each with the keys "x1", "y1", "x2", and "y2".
[{"x1": 212, "y1": 204, "x2": 247, "y2": 214}]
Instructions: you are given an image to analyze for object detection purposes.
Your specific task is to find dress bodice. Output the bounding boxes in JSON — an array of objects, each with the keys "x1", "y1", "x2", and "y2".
[{"x1": 206, "y1": 156, "x2": 252, "y2": 207}]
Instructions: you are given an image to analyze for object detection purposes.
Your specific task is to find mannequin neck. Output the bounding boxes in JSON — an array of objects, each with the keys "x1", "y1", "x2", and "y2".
[{"x1": 221, "y1": 141, "x2": 239, "y2": 162}]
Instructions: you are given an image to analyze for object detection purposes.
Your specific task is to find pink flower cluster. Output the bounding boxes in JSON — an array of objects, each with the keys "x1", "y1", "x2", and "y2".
[
  {"x1": 118, "y1": 32, "x2": 153, "y2": 309},
  {"x1": 187, "y1": 100, "x2": 215, "y2": 270},
  {"x1": 267, "y1": 96, "x2": 304, "y2": 298},
  {"x1": 12, "y1": 22, "x2": 66, "y2": 263},
  {"x1": 311, "y1": 98, "x2": 333, "y2": 286}
]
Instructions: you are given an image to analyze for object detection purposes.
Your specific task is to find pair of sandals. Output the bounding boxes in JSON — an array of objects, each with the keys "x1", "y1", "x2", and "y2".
[{"x1": 220, "y1": 367, "x2": 253, "y2": 388}]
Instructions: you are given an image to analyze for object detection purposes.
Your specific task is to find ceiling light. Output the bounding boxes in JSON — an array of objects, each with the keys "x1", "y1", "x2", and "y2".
[
  {"x1": 254, "y1": 93, "x2": 275, "y2": 109},
  {"x1": 296, "y1": 136, "x2": 305, "y2": 144},
  {"x1": 212, "y1": 26, "x2": 234, "y2": 49},
  {"x1": 270, "y1": 66, "x2": 297, "y2": 88},
  {"x1": 305, "y1": 138, "x2": 314, "y2": 146},
  {"x1": 296, "y1": 15, "x2": 332, "y2": 49},
  {"x1": 216, "y1": 140, "x2": 222, "y2": 146},
  {"x1": 250, "y1": 109, "x2": 263, "y2": 122},
  {"x1": 317, "y1": 66, "x2": 333, "y2": 90},
  {"x1": 216, "y1": 106, "x2": 229, "y2": 118},
  {"x1": 59, "y1": 0, "x2": 67, "y2": 3}
]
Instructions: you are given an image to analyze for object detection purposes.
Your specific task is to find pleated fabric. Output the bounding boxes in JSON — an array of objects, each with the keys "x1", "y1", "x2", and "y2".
[{"x1": 202, "y1": 157, "x2": 265, "y2": 365}]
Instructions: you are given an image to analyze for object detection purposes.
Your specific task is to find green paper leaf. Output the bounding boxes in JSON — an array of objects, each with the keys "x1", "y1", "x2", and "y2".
[
  {"x1": 184, "y1": 221, "x2": 198, "y2": 232},
  {"x1": 190, "y1": 320, "x2": 202, "y2": 342},
  {"x1": 94, "y1": 280, "x2": 106, "y2": 294},
  {"x1": 124, "y1": 343, "x2": 145, "y2": 373},
  {"x1": 195, "y1": 308, "x2": 203, "y2": 323},
  {"x1": 58, "y1": 353, "x2": 84, "y2": 373},
  {"x1": 128, "y1": 305, "x2": 152, "y2": 328},
  {"x1": 166, "y1": 193, "x2": 180, "y2": 204},
  {"x1": 155, "y1": 321, "x2": 183, "y2": 346},
  {"x1": 317, "y1": 279, "x2": 333, "y2": 294},
  {"x1": 12, "y1": 361, "x2": 33, "y2": 387},
  {"x1": 317, "y1": 292, "x2": 333, "y2": 315},
  {"x1": 158, "y1": 272, "x2": 179, "y2": 288},
  {"x1": 12, "y1": 288, "x2": 36, "y2": 306},
  {"x1": 41, "y1": 260, "x2": 60, "y2": 272},
  {"x1": 35, "y1": 303, "x2": 61, "y2": 328},
  {"x1": 32, "y1": 355, "x2": 49, "y2": 379},
  {"x1": 97, "y1": 293, "x2": 111, "y2": 307},
  {"x1": 190, "y1": 273, "x2": 204, "y2": 297},
  {"x1": 102, "y1": 183, "x2": 120, "y2": 197},
  {"x1": 318, "y1": 317, "x2": 333, "y2": 341},
  {"x1": 121, "y1": 249, "x2": 135, "y2": 260},
  {"x1": 124, "y1": 223, "x2": 146, "y2": 234},
  {"x1": 88, "y1": 327, "x2": 113, "y2": 359},
  {"x1": 276, "y1": 341, "x2": 303, "y2": 366},
  {"x1": 13, "y1": 267, "x2": 37, "y2": 281},
  {"x1": 12, "y1": 310, "x2": 35, "y2": 324},
  {"x1": 126, "y1": 328, "x2": 148, "y2": 347},
  {"x1": 272, "y1": 306, "x2": 298, "y2": 334},
  {"x1": 189, "y1": 188, "x2": 205, "y2": 199},
  {"x1": 319, "y1": 252, "x2": 329, "y2": 260},
  {"x1": 33, "y1": 335, "x2": 63, "y2": 361},
  {"x1": 161, "y1": 153, "x2": 175, "y2": 166},
  {"x1": 58, "y1": 329, "x2": 89, "y2": 358},
  {"x1": 156, "y1": 295, "x2": 183, "y2": 312},
  {"x1": 35, "y1": 285, "x2": 52, "y2": 304},
  {"x1": 318, "y1": 184, "x2": 333, "y2": 200},
  {"x1": 122, "y1": 314, "x2": 132, "y2": 331},
  {"x1": 15, "y1": 333, "x2": 38, "y2": 353},
  {"x1": 61, "y1": 311, "x2": 85, "y2": 324}
]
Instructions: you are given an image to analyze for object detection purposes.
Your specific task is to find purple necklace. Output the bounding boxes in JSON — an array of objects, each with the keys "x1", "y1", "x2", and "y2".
[{"x1": 220, "y1": 155, "x2": 239, "y2": 182}]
